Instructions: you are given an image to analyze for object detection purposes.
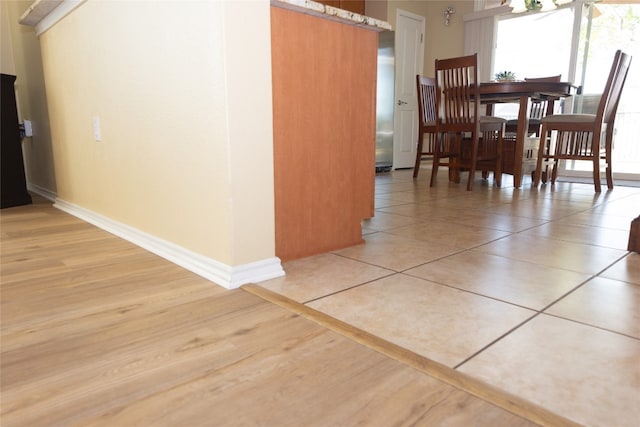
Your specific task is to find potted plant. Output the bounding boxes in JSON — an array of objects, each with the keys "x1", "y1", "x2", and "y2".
[{"x1": 494, "y1": 71, "x2": 517, "y2": 81}]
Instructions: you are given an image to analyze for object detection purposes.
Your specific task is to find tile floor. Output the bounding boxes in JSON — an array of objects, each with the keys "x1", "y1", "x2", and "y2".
[{"x1": 260, "y1": 168, "x2": 640, "y2": 427}]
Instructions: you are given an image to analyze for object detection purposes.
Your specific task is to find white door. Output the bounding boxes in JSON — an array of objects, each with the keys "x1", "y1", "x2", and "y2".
[{"x1": 393, "y1": 10, "x2": 425, "y2": 169}]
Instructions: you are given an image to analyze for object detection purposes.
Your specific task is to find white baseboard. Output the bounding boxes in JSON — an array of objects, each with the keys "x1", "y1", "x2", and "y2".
[
  {"x1": 27, "y1": 183, "x2": 57, "y2": 202},
  {"x1": 53, "y1": 198, "x2": 285, "y2": 289}
]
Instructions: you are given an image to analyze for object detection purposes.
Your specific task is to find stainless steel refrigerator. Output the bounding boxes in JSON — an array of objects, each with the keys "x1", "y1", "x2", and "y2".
[{"x1": 375, "y1": 31, "x2": 394, "y2": 172}]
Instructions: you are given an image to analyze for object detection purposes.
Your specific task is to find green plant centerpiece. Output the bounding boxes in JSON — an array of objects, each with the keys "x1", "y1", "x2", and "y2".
[
  {"x1": 494, "y1": 71, "x2": 517, "y2": 81},
  {"x1": 500, "y1": 0, "x2": 552, "y2": 11}
]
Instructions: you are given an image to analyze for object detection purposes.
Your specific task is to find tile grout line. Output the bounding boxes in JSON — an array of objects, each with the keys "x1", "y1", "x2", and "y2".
[
  {"x1": 452, "y1": 250, "x2": 638, "y2": 369},
  {"x1": 369, "y1": 175, "x2": 637, "y2": 370},
  {"x1": 453, "y1": 310, "x2": 543, "y2": 370},
  {"x1": 301, "y1": 270, "x2": 399, "y2": 305},
  {"x1": 452, "y1": 272, "x2": 597, "y2": 371},
  {"x1": 542, "y1": 312, "x2": 640, "y2": 341}
]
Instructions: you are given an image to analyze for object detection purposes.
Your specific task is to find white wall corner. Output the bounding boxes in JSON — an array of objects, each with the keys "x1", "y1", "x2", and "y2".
[{"x1": 53, "y1": 198, "x2": 285, "y2": 289}]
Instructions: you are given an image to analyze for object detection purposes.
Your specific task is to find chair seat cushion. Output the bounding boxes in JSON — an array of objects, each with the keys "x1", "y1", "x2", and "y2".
[
  {"x1": 542, "y1": 114, "x2": 597, "y2": 124},
  {"x1": 480, "y1": 116, "x2": 507, "y2": 124}
]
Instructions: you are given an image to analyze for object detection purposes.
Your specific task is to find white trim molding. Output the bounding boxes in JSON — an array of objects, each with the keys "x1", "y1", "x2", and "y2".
[
  {"x1": 27, "y1": 182, "x2": 57, "y2": 202},
  {"x1": 53, "y1": 198, "x2": 285, "y2": 289},
  {"x1": 19, "y1": 0, "x2": 87, "y2": 36}
]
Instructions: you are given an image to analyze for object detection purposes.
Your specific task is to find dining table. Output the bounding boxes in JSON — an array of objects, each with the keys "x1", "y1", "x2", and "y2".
[{"x1": 478, "y1": 80, "x2": 578, "y2": 188}]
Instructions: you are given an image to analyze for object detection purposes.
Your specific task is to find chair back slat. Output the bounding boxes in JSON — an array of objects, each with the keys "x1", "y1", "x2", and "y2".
[
  {"x1": 598, "y1": 50, "x2": 632, "y2": 125},
  {"x1": 416, "y1": 75, "x2": 437, "y2": 124},
  {"x1": 435, "y1": 54, "x2": 479, "y2": 128},
  {"x1": 529, "y1": 102, "x2": 547, "y2": 120}
]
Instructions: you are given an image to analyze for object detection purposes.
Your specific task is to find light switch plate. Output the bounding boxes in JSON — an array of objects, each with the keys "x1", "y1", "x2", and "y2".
[{"x1": 92, "y1": 116, "x2": 102, "y2": 141}]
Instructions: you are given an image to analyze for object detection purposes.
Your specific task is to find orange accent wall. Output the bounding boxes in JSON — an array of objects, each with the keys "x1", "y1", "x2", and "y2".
[{"x1": 271, "y1": 6, "x2": 377, "y2": 262}]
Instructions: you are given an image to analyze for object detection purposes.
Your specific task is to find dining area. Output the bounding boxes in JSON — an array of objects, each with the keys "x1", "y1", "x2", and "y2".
[
  {"x1": 268, "y1": 0, "x2": 637, "y2": 264},
  {"x1": 414, "y1": 49, "x2": 632, "y2": 194}
]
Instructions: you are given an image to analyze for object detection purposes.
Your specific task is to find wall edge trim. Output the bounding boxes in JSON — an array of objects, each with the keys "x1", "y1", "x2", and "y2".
[{"x1": 53, "y1": 198, "x2": 285, "y2": 289}]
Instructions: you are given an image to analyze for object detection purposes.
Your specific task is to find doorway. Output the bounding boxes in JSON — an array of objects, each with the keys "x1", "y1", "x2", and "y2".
[{"x1": 392, "y1": 9, "x2": 425, "y2": 169}]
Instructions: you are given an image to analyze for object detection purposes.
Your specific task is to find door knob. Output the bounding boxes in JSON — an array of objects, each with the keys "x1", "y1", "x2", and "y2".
[{"x1": 397, "y1": 100, "x2": 408, "y2": 106}]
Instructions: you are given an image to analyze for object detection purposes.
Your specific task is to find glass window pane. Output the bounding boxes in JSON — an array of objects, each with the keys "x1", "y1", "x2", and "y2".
[
  {"x1": 492, "y1": 8, "x2": 574, "y2": 120},
  {"x1": 491, "y1": 2, "x2": 640, "y2": 179},
  {"x1": 494, "y1": 8, "x2": 574, "y2": 82},
  {"x1": 573, "y1": 3, "x2": 640, "y2": 176}
]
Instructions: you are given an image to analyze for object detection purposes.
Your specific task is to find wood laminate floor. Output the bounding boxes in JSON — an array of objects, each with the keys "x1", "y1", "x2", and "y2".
[{"x1": 3, "y1": 166, "x2": 639, "y2": 426}]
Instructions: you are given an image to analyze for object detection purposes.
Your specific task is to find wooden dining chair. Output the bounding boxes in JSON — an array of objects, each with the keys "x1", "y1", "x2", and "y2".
[
  {"x1": 430, "y1": 53, "x2": 506, "y2": 191},
  {"x1": 414, "y1": 75, "x2": 438, "y2": 178},
  {"x1": 534, "y1": 50, "x2": 632, "y2": 192}
]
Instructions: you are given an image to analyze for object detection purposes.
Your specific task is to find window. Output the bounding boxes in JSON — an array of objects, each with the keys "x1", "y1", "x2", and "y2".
[
  {"x1": 494, "y1": 8, "x2": 574, "y2": 82},
  {"x1": 492, "y1": 1, "x2": 640, "y2": 180},
  {"x1": 492, "y1": 6, "x2": 574, "y2": 120},
  {"x1": 569, "y1": 2, "x2": 640, "y2": 177}
]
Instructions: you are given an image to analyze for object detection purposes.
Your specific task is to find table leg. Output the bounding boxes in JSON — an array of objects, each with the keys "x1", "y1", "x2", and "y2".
[
  {"x1": 514, "y1": 95, "x2": 531, "y2": 188},
  {"x1": 485, "y1": 103, "x2": 495, "y2": 116}
]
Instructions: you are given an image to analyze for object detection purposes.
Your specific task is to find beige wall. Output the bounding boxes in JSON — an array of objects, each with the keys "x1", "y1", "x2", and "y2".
[
  {"x1": 33, "y1": 0, "x2": 275, "y2": 267},
  {"x1": 366, "y1": 0, "x2": 474, "y2": 77},
  {"x1": 5, "y1": 0, "x2": 469, "y2": 276},
  {"x1": 3, "y1": 1, "x2": 57, "y2": 194}
]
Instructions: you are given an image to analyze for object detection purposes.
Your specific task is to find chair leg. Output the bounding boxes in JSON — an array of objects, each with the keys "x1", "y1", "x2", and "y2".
[
  {"x1": 533, "y1": 130, "x2": 546, "y2": 187},
  {"x1": 592, "y1": 155, "x2": 602, "y2": 193},
  {"x1": 413, "y1": 132, "x2": 424, "y2": 178},
  {"x1": 606, "y1": 160, "x2": 614, "y2": 190},
  {"x1": 430, "y1": 140, "x2": 439, "y2": 187},
  {"x1": 442, "y1": 133, "x2": 461, "y2": 184},
  {"x1": 467, "y1": 133, "x2": 479, "y2": 191},
  {"x1": 605, "y1": 126, "x2": 614, "y2": 189},
  {"x1": 551, "y1": 159, "x2": 559, "y2": 184},
  {"x1": 533, "y1": 168, "x2": 542, "y2": 186},
  {"x1": 548, "y1": 134, "x2": 558, "y2": 185},
  {"x1": 588, "y1": 132, "x2": 603, "y2": 192},
  {"x1": 495, "y1": 131, "x2": 503, "y2": 188},
  {"x1": 450, "y1": 133, "x2": 460, "y2": 183}
]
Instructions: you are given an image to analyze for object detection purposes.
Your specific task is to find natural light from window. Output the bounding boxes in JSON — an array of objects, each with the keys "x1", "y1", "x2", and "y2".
[
  {"x1": 494, "y1": 8, "x2": 574, "y2": 84},
  {"x1": 492, "y1": 2, "x2": 640, "y2": 179}
]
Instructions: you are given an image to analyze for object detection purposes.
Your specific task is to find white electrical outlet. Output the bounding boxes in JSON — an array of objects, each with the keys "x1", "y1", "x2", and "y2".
[
  {"x1": 23, "y1": 120, "x2": 33, "y2": 137},
  {"x1": 92, "y1": 116, "x2": 102, "y2": 141}
]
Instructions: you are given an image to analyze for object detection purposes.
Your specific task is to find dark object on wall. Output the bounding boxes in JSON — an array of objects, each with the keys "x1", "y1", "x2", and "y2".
[
  {"x1": 1, "y1": 74, "x2": 32, "y2": 209},
  {"x1": 314, "y1": 0, "x2": 364, "y2": 14},
  {"x1": 629, "y1": 215, "x2": 640, "y2": 253}
]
